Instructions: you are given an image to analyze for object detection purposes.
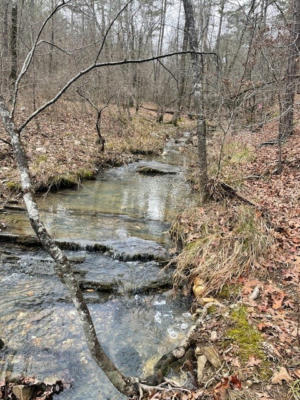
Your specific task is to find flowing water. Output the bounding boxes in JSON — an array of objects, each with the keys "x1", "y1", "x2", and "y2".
[{"x1": 0, "y1": 136, "x2": 195, "y2": 399}]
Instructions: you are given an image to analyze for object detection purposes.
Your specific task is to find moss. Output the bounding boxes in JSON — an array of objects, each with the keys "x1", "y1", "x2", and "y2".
[
  {"x1": 227, "y1": 306, "x2": 272, "y2": 380},
  {"x1": 207, "y1": 305, "x2": 217, "y2": 314},
  {"x1": 49, "y1": 174, "x2": 78, "y2": 189},
  {"x1": 6, "y1": 181, "x2": 22, "y2": 192},
  {"x1": 228, "y1": 306, "x2": 263, "y2": 360},
  {"x1": 76, "y1": 169, "x2": 96, "y2": 180},
  {"x1": 218, "y1": 284, "x2": 241, "y2": 300},
  {"x1": 36, "y1": 155, "x2": 48, "y2": 163}
]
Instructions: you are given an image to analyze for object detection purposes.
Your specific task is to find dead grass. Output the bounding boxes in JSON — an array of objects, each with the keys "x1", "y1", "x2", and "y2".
[
  {"x1": 185, "y1": 133, "x2": 256, "y2": 191},
  {"x1": 172, "y1": 203, "x2": 272, "y2": 295}
]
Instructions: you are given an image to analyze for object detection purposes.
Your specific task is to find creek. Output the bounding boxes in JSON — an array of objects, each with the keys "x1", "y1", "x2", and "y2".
[{"x1": 0, "y1": 135, "x2": 195, "y2": 399}]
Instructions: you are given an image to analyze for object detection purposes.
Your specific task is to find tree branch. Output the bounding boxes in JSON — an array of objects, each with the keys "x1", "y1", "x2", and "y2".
[
  {"x1": 157, "y1": 59, "x2": 179, "y2": 86},
  {"x1": 18, "y1": 50, "x2": 217, "y2": 133},
  {"x1": 36, "y1": 40, "x2": 73, "y2": 56},
  {"x1": 0, "y1": 137, "x2": 11, "y2": 147},
  {"x1": 94, "y1": 0, "x2": 134, "y2": 64},
  {"x1": 10, "y1": 0, "x2": 72, "y2": 119}
]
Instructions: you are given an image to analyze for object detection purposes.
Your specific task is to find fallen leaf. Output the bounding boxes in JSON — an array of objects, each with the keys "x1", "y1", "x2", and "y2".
[
  {"x1": 271, "y1": 367, "x2": 293, "y2": 384},
  {"x1": 294, "y1": 369, "x2": 300, "y2": 379},
  {"x1": 247, "y1": 356, "x2": 262, "y2": 367}
]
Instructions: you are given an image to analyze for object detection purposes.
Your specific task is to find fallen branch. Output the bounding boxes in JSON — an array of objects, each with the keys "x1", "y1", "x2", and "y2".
[
  {"x1": 219, "y1": 181, "x2": 260, "y2": 208},
  {"x1": 140, "y1": 105, "x2": 176, "y2": 115}
]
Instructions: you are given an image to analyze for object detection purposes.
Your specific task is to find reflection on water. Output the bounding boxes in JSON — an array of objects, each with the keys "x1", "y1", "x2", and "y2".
[
  {"x1": 2, "y1": 160, "x2": 192, "y2": 245},
  {"x1": 0, "y1": 139, "x2": 194, "y2": 399},
  {"x1": 0, "y1": 256, "x2": 191, "y2": 400}
]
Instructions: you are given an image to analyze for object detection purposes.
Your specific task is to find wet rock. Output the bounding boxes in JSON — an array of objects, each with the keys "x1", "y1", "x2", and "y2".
[
  {"x1": 68, "y1": 254, "x2": 86, "y2": 263},
  {"x1": 12, "y1": 385, "x2": 34, "y2": 400},
  {"x1": 115, "y1": 346, "x2": 142, "y2": 375},
  {"x1": 103, "y1": 237, "x2": 169, "y2": 262},
  {"x1": 80, "y1": 280, "x2": 116, "y2": 292},
  {"x1": 0, "y1": 232, "x2": 169, "y2": 263},
  {"x1": 125, "y1": 273, "x2": 172, "y2": 294},
  {"x1": 135, "y1": 161, "x2": 180, "y2": 175}
]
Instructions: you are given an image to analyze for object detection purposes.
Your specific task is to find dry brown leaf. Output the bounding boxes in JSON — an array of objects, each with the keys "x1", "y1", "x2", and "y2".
[
  {"x1": 271, "y1": 367, "x2": 293, "y2": 385},
  {"x1": 294, "y1": 369, "x2": 300, "y2": 379},
  {"x1": 247, "y1": 356, "x2": 262, "y2": 367}
]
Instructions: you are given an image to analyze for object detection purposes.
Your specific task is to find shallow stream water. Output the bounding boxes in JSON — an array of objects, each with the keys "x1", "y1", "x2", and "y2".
[{"x1": 0, "y1": 137, "x2": 194, "y2": 399}]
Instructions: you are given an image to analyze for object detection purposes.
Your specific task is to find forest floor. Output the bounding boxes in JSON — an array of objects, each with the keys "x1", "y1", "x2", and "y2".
[
  {"x1": 0, "y1": 100, "x2": 187, "y2": 209},
  {"x1": 0, "y1": 100, "x2": 299, "y2": 400},
  {"x1": 155, "y1": 119, "x2": 300, "y2": 400}
]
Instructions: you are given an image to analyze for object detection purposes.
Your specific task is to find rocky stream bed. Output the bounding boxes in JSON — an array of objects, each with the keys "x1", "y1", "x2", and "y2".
[{"x1": 0, "y1": 136, "x2": 195, "y2": 399}]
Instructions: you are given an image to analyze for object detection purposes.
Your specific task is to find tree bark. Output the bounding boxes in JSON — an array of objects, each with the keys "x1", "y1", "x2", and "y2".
[
  {"x1": 172, "y1": 19, "x2": 189, "y2": 125},
  {"x1": 10, "y1": 1, "x2": 18, "y2": 86},
  {"x1": 2, "y1": 0, "x2": 9, "y2": 57},
  {"x1": 279, "y1": 0, "x2": 300, "y2": 138},
  {"x1": 182, "y1": 0, "x2": 209, "y2": 202},
  {"x1": 0, "y1": 96, "x2": 138, "y2": 398}
]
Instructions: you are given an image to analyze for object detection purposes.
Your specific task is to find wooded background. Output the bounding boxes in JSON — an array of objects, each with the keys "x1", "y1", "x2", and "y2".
[{"x1": 1, "y1": 0, "x2": 298, "y2": 132}]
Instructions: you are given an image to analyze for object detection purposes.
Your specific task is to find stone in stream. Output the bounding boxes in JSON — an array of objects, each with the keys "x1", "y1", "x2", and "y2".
[
  {"x1": 135, "y1": 161, "x2": 180, "y2": 175},
  {"x1": 102, "y1": 237, "x2": 169, "y2": 262}
]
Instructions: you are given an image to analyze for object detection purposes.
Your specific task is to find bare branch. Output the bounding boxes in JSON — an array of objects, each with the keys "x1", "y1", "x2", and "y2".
[
  {"x1": 37, "y1": 40, "x2": 73, "y2": 56},
  {"x1": 94, "y1": 0, "x2": 134, "y2": 64},
  {"x1": 0, "y1": 138, "x2": 11, "y2": 147},
  {"x1": 157, "y1": 59, "x2": 178, "y2": 86},
  {"x1": 18, "y1": 50, "x2": 217, "y2": 133},
  {"x1": 10, "y1": 0, "x2": 72, "y2": 119}
]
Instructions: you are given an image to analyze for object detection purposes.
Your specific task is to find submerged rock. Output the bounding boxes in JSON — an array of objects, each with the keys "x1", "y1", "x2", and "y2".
[
  {"x1": 115, "y1": 346, "x2": 142, "y2": 375},
  {"x1": 135, "y1": 161, "x2": 180, "y2": 175}
]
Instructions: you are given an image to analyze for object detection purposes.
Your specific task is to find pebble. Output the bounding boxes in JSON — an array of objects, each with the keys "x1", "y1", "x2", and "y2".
[{"x1": 210, "y1": 331, "x2": 218, "y2": 341}]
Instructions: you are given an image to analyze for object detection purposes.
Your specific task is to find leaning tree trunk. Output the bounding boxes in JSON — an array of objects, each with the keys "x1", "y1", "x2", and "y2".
[
  {"x1": 0, "y1": 96, "x2": 138, "y2": 398},
  {"x1": 182, "y1": 0, "x2": 209, "y2": 202},
  {"x1": 279, "y1": 0, "x2": 300, "y2": 138}
]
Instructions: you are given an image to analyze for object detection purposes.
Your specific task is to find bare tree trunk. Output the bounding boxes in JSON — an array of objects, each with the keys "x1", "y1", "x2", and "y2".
[
  {"x1": 182, "y1": 0, "x2": 209, "y2": 202},
  {"x1": 2, "y1": 0, "x2": 9, "y2": 57},
  {"x1": 215, "y1": 0, "x2": 225, "y2": 78},
  {"x1": 280, "y1": 0, "x2": 300, "y2": 138},
  {"x1": 10, "y1": 1, "x2": 18, "y2": 87},
  {"x1": 0, "y1": 96, "x2": 138, "y2": 398},
  {"x1": 49, "y1": 0, "x2": 55, "y2": 75},
  {"x1": 172, "y1": 19, "x2": 189, "y2": 125}
]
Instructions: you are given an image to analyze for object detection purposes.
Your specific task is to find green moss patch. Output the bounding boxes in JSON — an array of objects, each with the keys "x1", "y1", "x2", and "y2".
[
  {"x1": 227, "y1": 306, "x2": 271, "y2": 379},
  {"x1": 6, "y1": 181, "x2": 22, "y2": 192},
  {"x1": 76, "y1": 169, "x2": 96, "y2": 180}
]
